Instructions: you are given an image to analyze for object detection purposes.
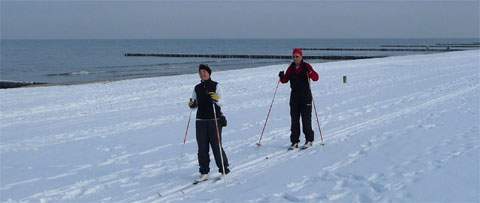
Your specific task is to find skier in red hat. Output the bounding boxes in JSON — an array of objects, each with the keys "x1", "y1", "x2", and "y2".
[{"x1": 278, "y1": 48, "x2": 319, "y2": 150}]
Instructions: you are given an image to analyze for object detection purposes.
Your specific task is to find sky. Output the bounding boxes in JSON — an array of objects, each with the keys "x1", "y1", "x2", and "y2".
[{"x1": 1, "y1": 0, "x2": 479, "y2": 39}]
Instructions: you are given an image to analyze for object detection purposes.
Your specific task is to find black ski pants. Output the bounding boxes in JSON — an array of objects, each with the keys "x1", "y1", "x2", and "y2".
[
  {"x1": 196, "y1": 119, "x2": 229, "y2": 174},
  {"x1": 290, "y1": 101, "x2": 315, "y2": 144}
]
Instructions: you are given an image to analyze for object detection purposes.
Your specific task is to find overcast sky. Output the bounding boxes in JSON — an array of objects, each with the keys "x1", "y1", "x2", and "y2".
[{"x1": 1, "y1": 0, "x2": 479, "y2": 39}]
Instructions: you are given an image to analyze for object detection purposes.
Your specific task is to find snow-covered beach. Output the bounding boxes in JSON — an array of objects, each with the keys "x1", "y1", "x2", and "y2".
[{"x1": 1, "y1": 50, "x2": 479, "y2": 202}]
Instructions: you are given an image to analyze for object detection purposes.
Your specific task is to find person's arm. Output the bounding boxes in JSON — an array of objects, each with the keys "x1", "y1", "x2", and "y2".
[
  {"x1": 188, "y1": 89, "x2": 198, "y2": 108},
  {"x1": 191, "y1": 89, "x2": 197, "y2": 101},
  {"x1": 306, "y1": 64, "x2": 319, "y2": 81},
  {"x1": 215, "y1": 84, "x2": 222, "y2": 106},
  {"x1": 280, "y1": 66, "x2": 292, "y2": 83},
  {"x1": 208, "y1": 84, "x2": 222, "y2": 106}
]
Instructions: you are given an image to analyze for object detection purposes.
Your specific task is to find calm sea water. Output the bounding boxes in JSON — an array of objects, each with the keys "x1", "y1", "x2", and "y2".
[{"x1": 0, "y1": 39, "x2": 477, "y2": 84}]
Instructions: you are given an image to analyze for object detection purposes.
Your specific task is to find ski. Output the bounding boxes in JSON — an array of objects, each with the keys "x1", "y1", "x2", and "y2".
[
  {"x1": 157, "y1": 183, "x2": 195, "y2": 198},
  {"x1": 193, "y1": 178, "x2": 208, "y2": 185},
  {"x1": 212, "y1": 176, "x2": 223, "y2": 182},
  {"x1": 157, "y1": 175, "x2": 223, "y2": 198},
  {"x1": 299, "y1": 146, "x2": 310, "y2": 150},
  {"x1": 287, "y1": 143, "x2": 299, "y2": 151},
  {"x1": 300, "y1": 142, "x2": 313, "y2": 150}
]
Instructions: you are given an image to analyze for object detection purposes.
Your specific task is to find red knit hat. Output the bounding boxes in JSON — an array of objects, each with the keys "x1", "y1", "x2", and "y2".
[{"x1": 292, "y1": 48, "x2": 303, "y2": 56}]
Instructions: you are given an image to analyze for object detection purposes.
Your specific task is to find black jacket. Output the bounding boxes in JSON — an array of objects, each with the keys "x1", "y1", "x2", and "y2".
[{"x1": 193, "y1": 79, "x2": 222, "y2": 119}]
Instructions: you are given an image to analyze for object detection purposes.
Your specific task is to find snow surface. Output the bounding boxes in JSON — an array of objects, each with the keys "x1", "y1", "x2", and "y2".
[{"x1": 1, "y1": 50, "x2": 479, "y2": 203}]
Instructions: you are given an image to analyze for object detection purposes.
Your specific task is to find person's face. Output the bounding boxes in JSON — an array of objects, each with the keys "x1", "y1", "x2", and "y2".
[
  {"x1": 293, "y1": 54, "x2": 302, "y2": 64},
  {"x1": 199, "y1": 69, "x2": 210, "y2": 80}
]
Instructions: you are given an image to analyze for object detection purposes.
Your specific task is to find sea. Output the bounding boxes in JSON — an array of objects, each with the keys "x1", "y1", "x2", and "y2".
[{"x1": 1, "y1": 38, "x2": 477, "y2": 85}]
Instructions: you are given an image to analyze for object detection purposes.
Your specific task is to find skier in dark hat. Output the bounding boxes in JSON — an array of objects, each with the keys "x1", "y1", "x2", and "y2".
[{"x1": 188, "y1": 64, "x2": 230, "y2": 183}]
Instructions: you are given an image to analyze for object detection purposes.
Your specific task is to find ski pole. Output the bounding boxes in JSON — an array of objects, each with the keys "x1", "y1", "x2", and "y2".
[
  {"x1": 183, "y1": 108, "x2": 194, "y2": 144},
  {"x1": 311, "y1": 96, "x2": 325, "y2": 145},
  {"x1": 212, "y1": 103, "x2": 227, "y2": 180},
  {"x1": 178, "y1": 107, "x2": 194, "y2": 169},
  {"x1": 256, "y1": 79, "x2": 281, "y2": 147},
  {"x1": 307, "y1": 74, "x2": 325, "y2": 146}
]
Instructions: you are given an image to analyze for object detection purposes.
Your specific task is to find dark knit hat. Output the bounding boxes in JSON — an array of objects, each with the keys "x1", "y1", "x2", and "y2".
[{"x1": 198, "y1": 64, "x2": 211, "y2": 75}]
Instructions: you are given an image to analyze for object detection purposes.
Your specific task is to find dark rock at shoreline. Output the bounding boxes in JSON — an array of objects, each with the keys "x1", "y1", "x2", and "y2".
[{"x1": 0, "y1": 81, "x2": 48, "y2": 89}]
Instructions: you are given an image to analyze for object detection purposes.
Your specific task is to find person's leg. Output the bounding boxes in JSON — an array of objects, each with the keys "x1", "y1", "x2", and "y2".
[
  {"x1": 209, "y1": 120, "x2": 230, "y2": 174},
  {"x1": 301, "y1": 103, "x2": 315, "y2": 142},
  {"x1": 290, "y1": 102, "x2": 301, "y2": 144},
  {"x1": 195, "y1": 121, "x2": 210, "y2": 174}
]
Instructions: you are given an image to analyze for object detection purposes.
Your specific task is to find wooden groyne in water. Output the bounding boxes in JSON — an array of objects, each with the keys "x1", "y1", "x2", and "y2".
[
  {"x1": 124, "y1": 53, "x2": 384, "y2": 60},
  {"x1": 124, "y1": 43, "x2": 475, "y2": 61},
  {"x1": 436, "y1": 42, "x2": 480, "y2": 46},
  {"x1": 381, "y1": 45, "x2": 479, "y2": 48},
  {"x1": 301, "y1": 47, "x2": 466, "y2": 52},
  {"x1": 379, "y1": 42, "x2": 480, "y2": 49}
]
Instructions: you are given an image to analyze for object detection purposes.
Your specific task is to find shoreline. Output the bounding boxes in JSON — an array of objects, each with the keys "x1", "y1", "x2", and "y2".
[
  {"x1": 0, "y1": 79, "x2": 120, "y2": 89},
  {"x1": 0, "y1": 58, "x2": 344, "y2": 89},
  {"x1": 1, "y1": 50, "x2": 472, "y2": 90},
  {"x1": 0, "y1": 81, "x2": 49, "y2": 89}
]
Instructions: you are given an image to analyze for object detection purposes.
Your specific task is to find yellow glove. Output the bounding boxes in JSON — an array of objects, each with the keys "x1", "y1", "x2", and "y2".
[{"x1": 208, "y1": 92, "x2": 220, "y2": 102}]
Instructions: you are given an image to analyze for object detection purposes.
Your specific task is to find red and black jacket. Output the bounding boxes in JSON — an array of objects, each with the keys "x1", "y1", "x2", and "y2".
[{"x1": 280, "y1": 61, "x2": 319, "y2": 104}]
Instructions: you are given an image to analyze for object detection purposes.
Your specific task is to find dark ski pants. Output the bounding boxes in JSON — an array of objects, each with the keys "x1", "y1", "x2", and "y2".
[
  {"x1": 290, "y1": 101, "x2": 314, "y2": 144},
  {"x1": 196, "y1": 119, "x2": 229, "y2": 175}
]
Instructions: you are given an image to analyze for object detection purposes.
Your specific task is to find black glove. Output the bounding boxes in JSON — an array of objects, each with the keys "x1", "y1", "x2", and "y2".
[
  {"x1": 278, "y1": 71, "x2": 285, "y2": 79},
  {"x1": 188, "y1": 99, "x2": 197, "y2": 109}
]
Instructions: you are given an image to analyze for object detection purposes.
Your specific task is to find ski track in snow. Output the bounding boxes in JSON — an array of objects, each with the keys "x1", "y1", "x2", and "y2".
[
  {"x1": 1, "y1": 50, "x2": 479, "y2": 202},
  {"x1": 151, "y1": 72, "x2": 479, "y2": 203}
]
